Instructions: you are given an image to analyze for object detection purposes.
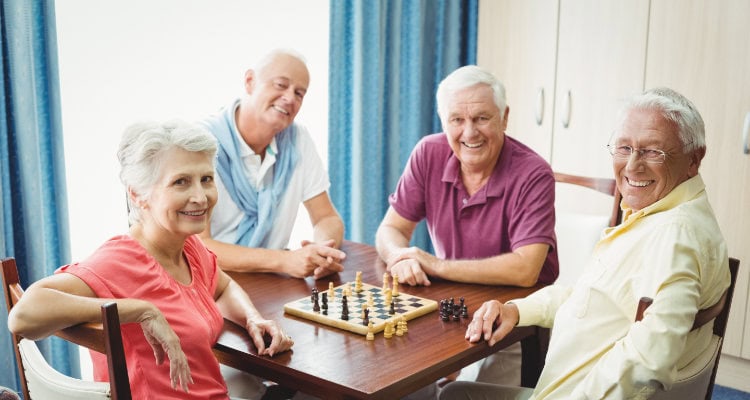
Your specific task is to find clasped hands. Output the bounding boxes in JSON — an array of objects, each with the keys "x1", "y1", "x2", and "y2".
[{"x1": 287, "y1": 239, "x2": 346, "y2": 279}]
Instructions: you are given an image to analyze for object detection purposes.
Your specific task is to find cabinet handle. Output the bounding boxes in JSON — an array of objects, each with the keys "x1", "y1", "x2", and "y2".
[
  {"x1": 561, "y1": 90, "x2": 571, "y2": 129},
  {"x1": 535, "y1": 87, "x2": 544, "y2": 126},
  {"x1": 743, "y1": 112, "x2": 750, "y2": 155}
]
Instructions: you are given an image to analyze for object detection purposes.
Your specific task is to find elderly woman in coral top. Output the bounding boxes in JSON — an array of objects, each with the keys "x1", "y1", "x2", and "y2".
[{"x1": 8, "y1": 120, "x2": 293, "y2": 400}]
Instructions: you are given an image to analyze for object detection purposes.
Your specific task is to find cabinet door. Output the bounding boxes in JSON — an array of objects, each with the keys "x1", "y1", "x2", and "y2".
[
  {"x1": 551, "y1": 0, "x2": 649, "y2": 179},
  {"x1": 646, "y1": 0, "x2": 750, "y2": 358},
  {"x1": 477, "y1": 0, "x2": 558, "y2": 161}
]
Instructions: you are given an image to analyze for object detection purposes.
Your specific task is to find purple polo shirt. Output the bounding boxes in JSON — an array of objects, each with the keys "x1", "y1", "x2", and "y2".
[{"x1": 389, "y1": 133, "x2": 559, "y2": 285}]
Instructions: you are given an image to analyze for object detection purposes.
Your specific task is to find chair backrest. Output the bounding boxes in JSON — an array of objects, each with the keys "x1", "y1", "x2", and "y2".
[
  {"x1": 635, "y1": 257, "x2": 740, "y2": 400},
  {"x1": 554, "y1": 172, "x2": 622, "y2": 227},
  {"x1": 1, "y1": 257, "x2": 132, "y2": 400},
  {"x1": 553, "y1": 172, "x2": 622, "y2": 285}
]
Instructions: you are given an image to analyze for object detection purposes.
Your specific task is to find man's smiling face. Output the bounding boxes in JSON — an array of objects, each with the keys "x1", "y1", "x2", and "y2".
[
  {"x1": 441, "y1": 84, "x2": 508, "y2": 176},
  {"x1": 612, "y1": 108, "x2": 699, "y2": 211}
]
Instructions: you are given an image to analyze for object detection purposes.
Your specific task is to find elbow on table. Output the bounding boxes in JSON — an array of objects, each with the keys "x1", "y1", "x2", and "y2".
[{"x1": 512, "y1": 270, "x2": 543, "y2": 288}]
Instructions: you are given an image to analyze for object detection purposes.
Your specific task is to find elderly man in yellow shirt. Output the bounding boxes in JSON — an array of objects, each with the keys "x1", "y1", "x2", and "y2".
[{"x1": 439, "y1": 87, "x2": 731, "y2": 400}]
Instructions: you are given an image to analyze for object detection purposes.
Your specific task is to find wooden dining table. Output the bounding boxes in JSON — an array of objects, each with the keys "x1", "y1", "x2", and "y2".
[{"x1": 213, "y1": 241, "x2": 549, "y2": 400}]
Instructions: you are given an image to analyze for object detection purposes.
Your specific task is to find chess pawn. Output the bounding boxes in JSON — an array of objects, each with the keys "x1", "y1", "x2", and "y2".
[
  {"x1": 366, "y1": 322, "x2": 375, "y2": 341},
  {"x1": 361, "y1": 303, "x2": 367, "y2": 319},
  {"x1": 385, "y1": 288, "x2": 392, "y2": 305},
  {"x1": 328, "y1": 282, "x2": 335, "y2": 302},
  {"x1": 382, "y1": 272, "x2": 389, "y2": 293},
  {"x1": 367, "y1": 292, "x2": 374, "y2": 307},
  {"x1": 384, "y1": 320, "x2": 394, "y2": 339},
  {"x1": 396, "y1": 321, "x2": 404, "y2": 336},
  {"x1": 401, "y1": 318, "x2": 408, "y2": 333},
  {"x1": 392, "y1": 274, "x2": 399, "y2": 296},
  {"x1": 355, "y1": 271, "x2": 363, "y2": 292}
]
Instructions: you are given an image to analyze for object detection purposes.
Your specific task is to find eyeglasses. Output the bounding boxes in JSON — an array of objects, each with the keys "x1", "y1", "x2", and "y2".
[{"x1": 606, "y1": 145, "x2": 667, "y2": 164}]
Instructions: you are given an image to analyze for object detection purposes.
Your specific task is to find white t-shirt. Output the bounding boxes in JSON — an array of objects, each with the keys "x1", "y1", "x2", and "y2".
[{"x1": 210, "y1": 116, "x2": 330, "y2": 249}]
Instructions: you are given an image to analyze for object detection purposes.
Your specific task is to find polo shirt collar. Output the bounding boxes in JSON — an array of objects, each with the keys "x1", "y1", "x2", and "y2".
[
  {"x1": 441, "y1": 137, "x2": 510, "y2": 199},
  {"x1": 601, "y1": 174, "x2": 705, "y2": 241}
]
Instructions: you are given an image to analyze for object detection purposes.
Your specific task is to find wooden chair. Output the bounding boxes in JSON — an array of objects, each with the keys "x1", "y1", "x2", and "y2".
[
  {"x1": 2, "y1": 257, "x2": 132, "y2": 400},
  {"x1": 635, "y1": 257, "x2": 740, "y2": 400},
  {"x1": 553, "y1": 172, "x2": 622, "y2": 285}
]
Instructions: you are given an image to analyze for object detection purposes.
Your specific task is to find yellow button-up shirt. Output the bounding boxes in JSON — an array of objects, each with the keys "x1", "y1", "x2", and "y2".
[{"x1": 514, "y1": 174, "x2": 730, "y2": 399}]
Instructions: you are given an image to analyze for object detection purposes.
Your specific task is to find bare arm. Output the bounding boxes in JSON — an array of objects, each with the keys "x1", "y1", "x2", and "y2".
[
  {"x1": 304, "y1": 191, "x2": 345, "y2": 248},
  {"x1": 198, "y1": 192, "x2": 346, "y2": 279},
  {"x1": 9, "y1": 273, "x2": 156, "y2": 339},
  {"x1": 213, "y1": 271, "x2": 293, "y2": 357},
  {"x1": 9, "y1": 273, "x2": 192, "y2": 391},
  {"x1": 376, "y1": 206, "x2": 549, "y2": 287},
  {"x1": 375, "y1": 206, "x2": 430, "y2": 285}
]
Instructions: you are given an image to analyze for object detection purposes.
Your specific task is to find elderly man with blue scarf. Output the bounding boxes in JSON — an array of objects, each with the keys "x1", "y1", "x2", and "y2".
[{"x1": 199, "y1": 49, "x2": 345, "y2": 281}]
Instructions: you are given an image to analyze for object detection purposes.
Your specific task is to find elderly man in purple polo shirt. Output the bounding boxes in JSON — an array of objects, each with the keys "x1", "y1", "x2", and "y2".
[{"x1": 375, "y1": 65, "x2": 559, "y2": 393}]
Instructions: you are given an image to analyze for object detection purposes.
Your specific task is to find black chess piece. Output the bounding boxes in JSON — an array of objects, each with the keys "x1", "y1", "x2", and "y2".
[
  {"x1": 312, "y1": 288, "x2": 320, "y2": 312},
  {"x1": 321, "y1": 292, "x2": 328, "y2": 315},
  {"x1": 389, "y1": 300, "x2": 396, "y2": 315},
  {"x1": 363, "y1": 308, "x2": 370, "y2": 326},
  {"x1": 461, "y1": 304, "x2": 469, "y2": 318},
  {"x1": 341, "y1": 295, "x2": 349, "y2": 320}
]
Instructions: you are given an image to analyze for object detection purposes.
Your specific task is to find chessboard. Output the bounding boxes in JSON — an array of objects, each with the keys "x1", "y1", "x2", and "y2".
[{"x1": 283, "y1": 282, "x2": 438, "y2": 336}]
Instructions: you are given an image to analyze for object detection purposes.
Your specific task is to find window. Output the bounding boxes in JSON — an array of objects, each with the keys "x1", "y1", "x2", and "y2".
[{"x1": 57, "y1": 0, "x2": 330, "y2": 262}]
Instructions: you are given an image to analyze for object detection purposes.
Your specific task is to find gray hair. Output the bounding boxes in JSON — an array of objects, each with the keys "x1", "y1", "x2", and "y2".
[
  {"x1": 254, "y1": 48, "x2": 308, "y2": 73},
  {"x1": 436, "y1": 65, "x2": 507, "y2": 118},
  {"x1": 118, "y1": 120, "x2": 217, "y2": 225},
  {"x1": 618, "y1": 87, "x2": 705, "y2": 153}
]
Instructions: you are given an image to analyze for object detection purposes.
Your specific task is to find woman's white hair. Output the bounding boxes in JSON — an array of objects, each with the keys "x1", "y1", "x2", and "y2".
[
  {"x1": 117, "y1": 120, "x2": 217, "y2": 225},
  {"x1": 436, "y1": 65, "x2": 507, "y2": 118},
  {"x1": 618, "y1": 87, "x2": 705, "y2": 153}
]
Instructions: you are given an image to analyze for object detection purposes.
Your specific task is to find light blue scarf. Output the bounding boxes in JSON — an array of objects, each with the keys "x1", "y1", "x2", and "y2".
[{"x1": 202, "y1": 101, "x2": 298, "y2": 247}]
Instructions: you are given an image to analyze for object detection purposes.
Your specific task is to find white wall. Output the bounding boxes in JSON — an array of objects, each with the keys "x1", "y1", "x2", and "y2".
[{"x1": 56, "y1": 0, "x2": 330, "y2": 262}]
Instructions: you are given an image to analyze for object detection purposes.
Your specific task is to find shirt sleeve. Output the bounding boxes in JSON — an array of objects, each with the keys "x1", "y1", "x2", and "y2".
[
  {"x1": 513, "y1": 284, "x2": 573, "y2": 328},
  {"x1": 507, "y1": 163, "x2": 557, "y2": 251},
  {"x1": 572, "y1": 220, "x2": 722, "y2": 398}
]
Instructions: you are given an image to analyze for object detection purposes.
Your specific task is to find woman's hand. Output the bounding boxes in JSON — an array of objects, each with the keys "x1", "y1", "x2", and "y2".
[
  {"x1": 246, "y1": 318, "x2": 294, "y2": 357},
  {"x1": 138, "y1": 308, "x2": 193, "y2": 392}
]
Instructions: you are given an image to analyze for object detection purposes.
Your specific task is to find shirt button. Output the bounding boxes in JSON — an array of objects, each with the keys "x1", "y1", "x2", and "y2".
[{"x1": 462, "y1": 198, "x2": 468, "y2": 205}]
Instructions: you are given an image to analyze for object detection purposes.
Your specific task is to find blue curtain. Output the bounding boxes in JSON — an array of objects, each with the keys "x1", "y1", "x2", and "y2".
[
  {"x1": 329, "y1": 0, "x2": 477, "y2": 247},
  {"x1": 1, "y1": 0, "x2": 76, "y2": 393}
]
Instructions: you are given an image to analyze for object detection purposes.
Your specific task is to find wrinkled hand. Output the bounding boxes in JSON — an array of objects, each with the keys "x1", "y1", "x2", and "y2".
[
  {"x1": 246, "y1": 318, "x2": 294, "y2": 357},
  {"x1": 465, "y1": 300, "x2": 518, "y2": 346},
  {"x1": 139, "y1": 310, "x2": 193, "y2": 392},
  {"x1": 284, "y1": 239, "x2": 345, "y2": 279},
  {"x1": 386, "y1": 246, "x2": 438, "y2": 286}
]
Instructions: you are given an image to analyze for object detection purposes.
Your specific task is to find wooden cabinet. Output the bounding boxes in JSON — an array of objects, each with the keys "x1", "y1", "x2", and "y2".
[
  {"x1": 645, "y1": 0, "x2": 750, "y2": 360},
  {"x1": 477, "y1": 0, "x2": 649, "y2": 216},
  {"x1": 478, "y1": 0, "x2": 750, "y2": 387}
]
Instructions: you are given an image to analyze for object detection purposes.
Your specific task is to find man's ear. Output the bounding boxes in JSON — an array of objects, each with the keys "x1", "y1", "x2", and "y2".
[
  {"x1": 688, "y1": 147, "x2": 706, "y2": 177},
  {"x1": 244, "y1": 69, "x2": 256, "y2": 95}
]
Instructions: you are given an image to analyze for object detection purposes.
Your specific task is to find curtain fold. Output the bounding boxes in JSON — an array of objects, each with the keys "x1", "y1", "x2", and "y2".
[
  {"x1": 329, "y1": 0, "x2": 477, "y2": 247},
  {"x1": 1, "y1": 0, "x2": 75, "y2": 392}
]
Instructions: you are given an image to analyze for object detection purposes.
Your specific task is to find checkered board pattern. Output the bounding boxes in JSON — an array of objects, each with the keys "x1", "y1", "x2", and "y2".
[{"x1": 283, "y1": 282, "x2": 438, "y2": 335}]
